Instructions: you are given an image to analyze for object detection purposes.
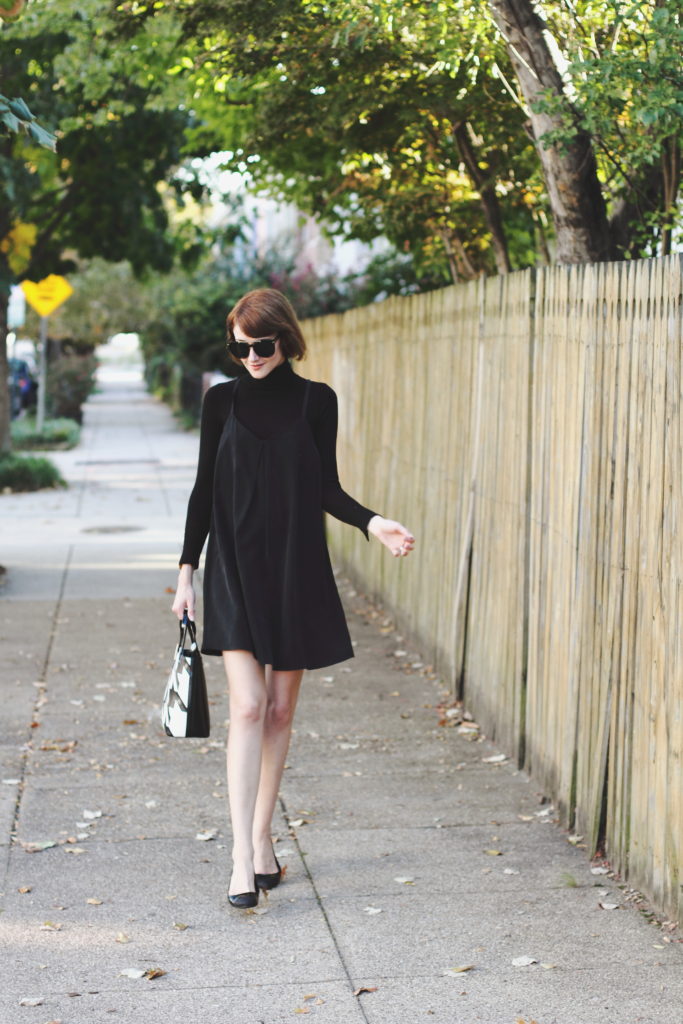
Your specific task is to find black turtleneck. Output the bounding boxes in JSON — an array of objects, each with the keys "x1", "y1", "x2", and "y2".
[{"x1": 179, "y1": 360, "x2": 377, "y2": 568}]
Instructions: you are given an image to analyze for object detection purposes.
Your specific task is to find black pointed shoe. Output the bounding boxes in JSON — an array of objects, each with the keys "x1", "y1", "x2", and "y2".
[
  {"x1": 255, "y1": 851, "x2": 282, "y2": 891},
  {"x1": 228, "y1": 881, "x2": 259, "y2": 909}
]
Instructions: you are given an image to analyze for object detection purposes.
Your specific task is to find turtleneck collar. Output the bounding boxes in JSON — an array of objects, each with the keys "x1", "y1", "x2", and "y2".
[{"x1": 239, "y1": 359, "x2": 296, "y2": 392}]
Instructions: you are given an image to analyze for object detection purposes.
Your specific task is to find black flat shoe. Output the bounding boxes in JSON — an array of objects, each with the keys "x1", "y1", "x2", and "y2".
[
  {"x1": 255, "y1": 851, "x2": 282, "y2": 891},
  {"x1": 228, "y1": 880, "x2": 259, "y2": 909}
]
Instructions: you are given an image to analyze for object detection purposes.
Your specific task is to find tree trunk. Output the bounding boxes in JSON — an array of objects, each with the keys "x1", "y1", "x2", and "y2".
[
  {"x1": 608, "y1": 163, "x2": 663, "y2": 259},
  {"x1": 453, "y1": 122, "x2": 512, "y2": 275},
  {"x1": 487, "y1": 0, "x2": 613, "y2": 264},
  {"x1": 0, "y1": 287, "x2": 11, "y2": 454},
  {"x1": 661, "y1": 137, "x2": 680, "y2": 257}
]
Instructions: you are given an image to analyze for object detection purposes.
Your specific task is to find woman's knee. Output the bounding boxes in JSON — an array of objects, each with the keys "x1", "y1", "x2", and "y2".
[
  {"x1": 266, "y1": 696, "x2": 296, "y2": 731},
  {"x1": 230, "y1": 694, "x2": 266, "y2": 725}
]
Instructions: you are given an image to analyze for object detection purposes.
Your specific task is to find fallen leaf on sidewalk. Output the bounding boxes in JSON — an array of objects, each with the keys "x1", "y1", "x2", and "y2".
[
  {"x1": 195, "y1": 831, "x2": 216, "y2": 841},
  {"x1": 40, "y1": 740, "x2": 77, "y2": 753},
  {"x1": 288, "y1": 818, "x2": 306, "y2": 828},
  {"x1": 173, "y1": 922, "x2": 190, "y2": 931},
  {"x1": 19, "y1": 997, "x2": 44, "y2": 1006},
  {"x1": 598, "y1": 901, "x2": 619, "y2": 910},
  {"x1": 18, "y1": 886, "x2": 32, "y2": 893},
  {"x1": 482, "y1": 754, "x2": 507, "y2": 763},
  {"x1": 353, "y1": 986, "x2": 378, "y2": 996},
  {"x1": 511, "y1": 956, "x2": 538, "y2": 967},
  {"x1": 40, "y1": 921, "x2": 62, "y2": 931},
  {"x1": 82, "y1": 810, "x2": 102, "y2": 820},
  {"x1": 115, "y1": 933, "x2": 131, "y2": 943},
  {"x1": 144, "y1": 968, "x2": 166, "y2": 980},
  {"x1": 394, "y1": 876, "x2": 415, "y2": 885},
  {"x1": 22, "y1": 841, "x2": 57, "y2": 853},
  {"x1": 484, "y1": 849, "x2": 503, "y2": 856},
  {"x1": 120, "y1": 968, "x2": 145, "y2": 979},
  {"x1": 86, "y1": 898, "x2": 103, "y2": 905},
  {"x1": 364, "y1": 906, "x2": 382, "y2": 915},
  {"x1": 443, "y1": 965, "x2": 475, "y2": 975}
]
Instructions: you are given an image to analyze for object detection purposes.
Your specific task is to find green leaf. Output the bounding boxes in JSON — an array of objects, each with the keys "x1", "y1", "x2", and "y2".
[
  {"x1": 28, "y1": 121, "x2": 56, "y2": 150},
  {"x1": 1, "y1": 110, "x2": 20, "y2": 133},
  {"x1": 7, "y1": 96, "x2": 33, "y2": 121},
  {"x1": 637, "y1": 108, "x2": 660, "y2": 126}
]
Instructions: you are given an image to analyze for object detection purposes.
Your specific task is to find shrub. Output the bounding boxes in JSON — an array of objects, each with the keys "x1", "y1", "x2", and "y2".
[
  {"x1": 11, "y1": 416, "x2": 81, "y2": 450},
  {"x1": 46, "y1": 353, "x2": 98, "y2": 423},
  {"x1": 0, "y1": 453, "x2": 66, "y2": 492}
]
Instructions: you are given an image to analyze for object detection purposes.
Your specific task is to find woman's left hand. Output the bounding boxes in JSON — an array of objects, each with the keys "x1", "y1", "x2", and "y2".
[{"x1": 367, "y1": 516, "x2": 415, "y2": 557}]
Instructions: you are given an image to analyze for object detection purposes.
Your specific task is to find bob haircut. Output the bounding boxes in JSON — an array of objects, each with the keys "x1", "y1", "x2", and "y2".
[{"x1": 226, "y1": 289, "x2": 307, "y2": 365}]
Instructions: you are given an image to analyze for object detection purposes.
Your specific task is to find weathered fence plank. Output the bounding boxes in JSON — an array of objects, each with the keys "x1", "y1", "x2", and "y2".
[{"x1": 303, "y1": 255, "x2": 683, "y2": 926}]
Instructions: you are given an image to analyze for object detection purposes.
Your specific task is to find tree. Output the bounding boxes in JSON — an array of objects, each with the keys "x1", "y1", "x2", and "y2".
[
  {"x1": 109, "y1": 0, "x2": 682, "y2": 274},
  {"x1": 0, "y1": 86, "x2": 56, "y2": 452},
  {"x1": 487, "y1": 0, "x2": 683, "y2": 262},
  {"x1": 487, "y1": 0, "x2": 612, "y2": 263},
  {"x1": 0, "y1": 0, "x2": 209, "y2": 451},
  {"x1": 168, "y1": 0, "x2": 542, "y2": 279},
  {"x1": 535, "y1": 0, "x2": 683, "y2": 258}
]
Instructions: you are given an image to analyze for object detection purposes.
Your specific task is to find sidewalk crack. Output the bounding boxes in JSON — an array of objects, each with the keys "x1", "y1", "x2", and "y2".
[
  {"x1": 4, "y1": 544, "x2": 74, "y2": 877},
  {"x1": 278, "y1": 795, "x2": 371, "y2": 1023}
]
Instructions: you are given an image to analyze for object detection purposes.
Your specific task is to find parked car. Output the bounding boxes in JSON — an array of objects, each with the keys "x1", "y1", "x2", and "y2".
[{"x1": 8, "y1": 357, "x2": 38, "y2": 418}]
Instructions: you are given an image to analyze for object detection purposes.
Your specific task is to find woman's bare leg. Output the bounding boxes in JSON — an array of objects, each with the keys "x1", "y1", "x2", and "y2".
[
  {"x1": 222, "y1": 650, "x2": 268, "y2": 896},
  {"x1": 252, "y1": 668, "x2": 304, "y2": 874}
]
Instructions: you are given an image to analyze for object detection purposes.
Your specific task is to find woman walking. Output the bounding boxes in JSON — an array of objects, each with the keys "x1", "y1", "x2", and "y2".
[{"x1": 172, "y1": 289, "x2": 414, "y2": 908}]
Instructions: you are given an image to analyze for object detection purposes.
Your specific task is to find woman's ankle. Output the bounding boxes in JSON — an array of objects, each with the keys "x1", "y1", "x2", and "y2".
[{"x1": 252, "y1": 830, "x2": 274, "y2": 851}]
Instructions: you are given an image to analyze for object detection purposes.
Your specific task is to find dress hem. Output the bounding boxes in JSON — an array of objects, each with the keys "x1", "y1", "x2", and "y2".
[{"x1": 200, "y1": 644, "x2": 354, "y2": 672}]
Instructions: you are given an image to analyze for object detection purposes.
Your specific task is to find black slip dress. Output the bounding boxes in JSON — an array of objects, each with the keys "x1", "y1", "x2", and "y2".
[{"x1": 201, "y1": 376, "x2": 354, "y2": 670}]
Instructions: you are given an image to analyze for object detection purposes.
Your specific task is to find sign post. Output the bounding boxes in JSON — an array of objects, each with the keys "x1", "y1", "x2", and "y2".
[{"x1": 20, "y1": 275, "x2": 74, "y2": 431}]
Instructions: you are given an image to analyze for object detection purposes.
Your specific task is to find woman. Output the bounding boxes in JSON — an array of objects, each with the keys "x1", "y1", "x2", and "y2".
[{"x1": 172, "y1": 288, "x2": 414, "y2": 908}]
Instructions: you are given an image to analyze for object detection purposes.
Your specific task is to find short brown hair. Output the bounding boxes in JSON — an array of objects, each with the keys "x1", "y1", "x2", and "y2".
[{"x1": 226, "y1": 289, "x2": 307, "y2": 365}]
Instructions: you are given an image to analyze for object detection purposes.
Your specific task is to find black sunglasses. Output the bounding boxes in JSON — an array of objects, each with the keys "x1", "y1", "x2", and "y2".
[{"x1": 228, "y1": 337, "x2": 277, "y2": 359}]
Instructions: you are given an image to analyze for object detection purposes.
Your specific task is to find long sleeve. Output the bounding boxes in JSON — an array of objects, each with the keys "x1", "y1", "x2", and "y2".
[
  {"x1": 179, "y1": 384, "x2": 230, "y2": 568},
  {"x1": 311, "y1": 385, "x2": 378, "y2": 538}
]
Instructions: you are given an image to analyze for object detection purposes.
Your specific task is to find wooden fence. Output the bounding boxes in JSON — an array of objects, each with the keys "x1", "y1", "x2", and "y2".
[{"x1": 303, "y1": 256, "x2": 683, "y2": 926}]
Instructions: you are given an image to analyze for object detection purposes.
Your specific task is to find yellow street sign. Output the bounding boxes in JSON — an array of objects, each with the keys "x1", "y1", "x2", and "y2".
[{"x1": 21, "y1": 274, "x2": 73, "y2": 317}]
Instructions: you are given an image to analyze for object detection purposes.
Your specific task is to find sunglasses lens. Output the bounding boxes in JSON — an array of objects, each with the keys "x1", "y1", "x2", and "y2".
[
  {"x1": 228, "y1": 338, "x2": 276, "y2": 359},
  {"x1": 254, "y1": 339, "x2": 276, "y2": 357},
  {"x1": 228, "y1": 341, "x2": 249, "y2": 358}
]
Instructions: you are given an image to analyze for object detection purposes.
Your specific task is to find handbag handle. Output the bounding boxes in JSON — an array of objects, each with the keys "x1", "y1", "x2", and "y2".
[{"x1": 179, "y1": 611, "x2": 198, "y2": 650}]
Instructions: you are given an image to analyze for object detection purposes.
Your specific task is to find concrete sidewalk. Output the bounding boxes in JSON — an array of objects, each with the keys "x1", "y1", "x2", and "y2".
[{"x1": 0, "y1": 369, "x2": 680, "y2": 1024}]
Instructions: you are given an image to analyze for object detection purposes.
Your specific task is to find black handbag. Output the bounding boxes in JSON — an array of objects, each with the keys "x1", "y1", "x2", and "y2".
[{"x1": 161, "y1": 613, "x2": 210, "y2": 737}]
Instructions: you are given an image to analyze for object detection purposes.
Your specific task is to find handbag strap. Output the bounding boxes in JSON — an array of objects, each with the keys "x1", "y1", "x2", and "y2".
[{"x1": 179, "y1": 612, "x2": 198, "y2": 651}]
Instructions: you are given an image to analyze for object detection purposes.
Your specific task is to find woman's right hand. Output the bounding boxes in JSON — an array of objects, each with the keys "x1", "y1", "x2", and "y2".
[{"x1": 172, "y1": 565, "x2": 196, "y2": 621}]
